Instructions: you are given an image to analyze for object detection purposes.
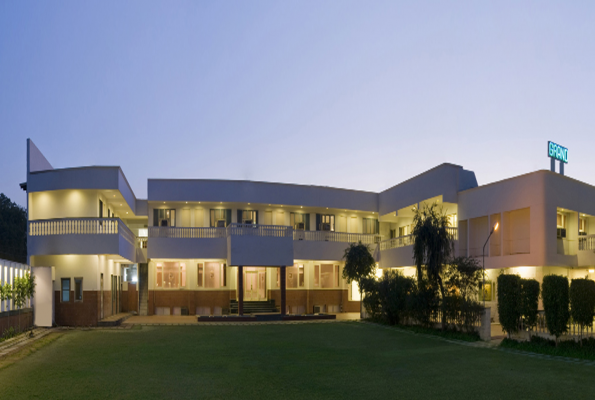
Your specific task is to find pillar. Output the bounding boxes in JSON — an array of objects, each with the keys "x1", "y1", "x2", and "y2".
[
  {"x1": 238, "y1": 266, "x2": 244, "y2": 316},
  {"x1": 280, "y1": 266, "x2": 287, "y2": 315}
]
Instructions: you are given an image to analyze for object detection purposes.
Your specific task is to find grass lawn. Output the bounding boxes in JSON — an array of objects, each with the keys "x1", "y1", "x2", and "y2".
[{"x1": 0, "y1": 322, "x2": 594, "y2": 399}]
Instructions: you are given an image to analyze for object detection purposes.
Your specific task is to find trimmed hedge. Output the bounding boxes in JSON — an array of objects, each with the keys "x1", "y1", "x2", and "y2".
[
  {"x1": 520, "y1": 278, "x2": 540, "y2": 332},
  {"x1": 497, "y1": 274, "x2": 522, "y2": 337},
  {"x1": 570, "y1": 278, "x2": 595, "y2": 336},
  {"x1": 542, "y1": 274, "x2": 570, "y2": 340}
]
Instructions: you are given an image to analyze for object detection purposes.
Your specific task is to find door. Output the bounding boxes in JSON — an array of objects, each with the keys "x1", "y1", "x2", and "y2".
[
  {"x1": 258, "y1": 270, "x2": 266, "y2": 300},
  {"x1": 338, "y1": 215, "x2": 346, "y2": 232},
  {"x1": 275, "y1": 211, "x2": 285, "y2": 226},
  {"x1": 244, "y1": 271, "x2": 258, "y2": 301},
  {"x1": 348, "y1": 217, "x2": 358, "y2": 233},
  {"x1": 263, "y1": 211, "x2": 272, "y2": 225},
  {"x1": 100, "y1": 273, "x2": 104, "y2": 319}
]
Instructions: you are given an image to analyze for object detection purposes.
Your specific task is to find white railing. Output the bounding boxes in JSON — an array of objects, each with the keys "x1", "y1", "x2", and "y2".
[
  {"x1": 226, "y1": 223, "x2": 292, "y2": 238},
  {"x1": 379, "y1": 227, "x2": 458, "y2": 251},
  {"x1": 29, "y1": 218, "x2": 135, "y2": 245},
  {"x1": 579, "y1": 234, "x2": 595, "y2": 251},
  {"x1": 294, "y1": 230, "x2": 381, "y2": 245},
  {"x1": 148, "y1": 227, "x2": 226, "y2": 239}
]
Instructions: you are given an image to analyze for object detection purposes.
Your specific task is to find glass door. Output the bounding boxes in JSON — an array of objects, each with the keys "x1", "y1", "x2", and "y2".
[
  {"x1": 258, "y1": 270, "x2": 266, "y2": 300},
  {"x1": 244, "y1": 271, "x2": 258, "y2": 301}
]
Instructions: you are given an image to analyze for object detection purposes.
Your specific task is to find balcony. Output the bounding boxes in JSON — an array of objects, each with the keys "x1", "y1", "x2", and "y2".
[
  {"x1": 293, "y1": 230, "x2": 382, "y2": 260},
  {"x1": 28, "y1": 218, "x2": 136, "y2": 261},
  {"x1": 148, "y1": 227, "x2": 227, "y2": 259},
  {"x1": 378, "y1": 227, "x2": 457, "y2": 268}
]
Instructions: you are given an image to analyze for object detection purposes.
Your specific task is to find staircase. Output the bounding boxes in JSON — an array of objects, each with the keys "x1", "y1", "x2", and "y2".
[
  {"x1": 230, "y1": 300, "x2": 277, "y2": 314},
  {"x1": 138, "y1": 263, "x2": 148, "y2": 316}
]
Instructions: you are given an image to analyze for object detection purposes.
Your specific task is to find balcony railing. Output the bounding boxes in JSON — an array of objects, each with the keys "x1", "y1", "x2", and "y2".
[
  {"x1": 294, "y1": 230, "x2": 382, "y2": 245},
  {"x1": 579, "y1": 235, "x2": 595, "y2": 251},
  {"x1": 226, "y1": 223, "x2": 292, "y2": 238},
  {"x1": 148, "y1": 227, "x2": 226, "y2": 238},
  {"x1": 379, "y1": 226, "x2": 458, "y2": 251},
  {"x1": 29, "y1": 218, "x2": 135, "y2": 245}
]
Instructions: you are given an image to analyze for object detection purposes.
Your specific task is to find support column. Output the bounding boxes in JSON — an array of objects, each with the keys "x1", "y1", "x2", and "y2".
[
  {"x1": 280, "y1": 266, "x2": 287, "y2": 315},
  {"x1": 238, "y1": 266, "x2": 244, "y2": 316}
]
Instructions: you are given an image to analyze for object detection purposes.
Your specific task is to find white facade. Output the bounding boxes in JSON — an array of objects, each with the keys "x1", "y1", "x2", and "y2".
[{"x1": 24, "y1": 138, "x2": 595, "y2": 324}]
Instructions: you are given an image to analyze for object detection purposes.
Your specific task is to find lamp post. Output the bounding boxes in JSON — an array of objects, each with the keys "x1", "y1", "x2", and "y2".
[{"x1": 482, "y1": 222, "x2": 499, "y2": 307}]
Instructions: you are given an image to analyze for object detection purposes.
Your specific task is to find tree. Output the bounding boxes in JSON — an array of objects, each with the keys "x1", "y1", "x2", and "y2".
[
  {"x1": 412, "y1": 203, "x2": 454, "y2": 329},
  {"x1": 443, "y1": 256, "x2": 483, "y2": 302},
  {"x1": 343, "y1": 241, "x2": 376, "y2": 318},
  {"x1": 520, "y1": 278, "x2": 540, "y2": 337},
  {"x1": 497, "y1": 274, "x2": 521, "y2": 338},
  {"x1": 0, "y1": 193, "x2": 28, "y2": 264},
  {"x1": 542, "y1": 274, "x2": 570, "y2": 344},
  {"x1": 569, "y1": 278, "x2": 595, "y2": 343}
]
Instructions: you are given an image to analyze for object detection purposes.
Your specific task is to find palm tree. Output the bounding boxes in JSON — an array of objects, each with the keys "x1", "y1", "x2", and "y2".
[
  {"x1": 412, "y1": 203, "x2": 454, "y2": 329},
  {"x1": 343, "y1": 241, "x2": 376, "y2": 318}
]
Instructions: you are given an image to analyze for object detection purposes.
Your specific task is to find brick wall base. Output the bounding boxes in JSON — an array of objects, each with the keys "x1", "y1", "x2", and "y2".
[
  {"x1": 55, "y1": 291, "x2": 100, "y2": 327},
  {"x1": 0, "y1": 309, "x2": 33, "y2": 334},
  {"x1": 268, "y1": 289, "x2": 360, "y2": 313},
  {"x1": 148, "y1": 290, "x2": 236, "y2": 316}
]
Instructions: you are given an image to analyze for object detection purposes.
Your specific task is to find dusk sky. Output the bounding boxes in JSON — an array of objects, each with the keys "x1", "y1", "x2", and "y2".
[{"x1": 1, "y1": 1, "x2": 594, "y2": 208}]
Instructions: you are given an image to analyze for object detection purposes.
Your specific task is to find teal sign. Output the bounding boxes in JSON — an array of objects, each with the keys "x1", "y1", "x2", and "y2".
[{"x1": 548, "y1": 141, "x2": 568, "y2": 163}]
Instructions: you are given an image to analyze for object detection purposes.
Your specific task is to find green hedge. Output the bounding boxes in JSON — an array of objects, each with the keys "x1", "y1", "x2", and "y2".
[
  {"x1": 520, "y1": 278, "x2": 540, "y2": 332},
  {"x1": 570, "y1": 278, "x2": 595, "y2": 336},
  {"x1": 542, "y1": 275, "x2": 570, "y2": 340},
  {"x1": 497, "y1": 274, "x2": 521, "y2": 337}
]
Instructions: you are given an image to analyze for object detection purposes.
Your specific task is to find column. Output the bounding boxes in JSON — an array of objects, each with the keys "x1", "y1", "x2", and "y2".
[
  {"x1": 238, "y1": 266, "x2": 244, "y2": 316},
  {"x1": 280, "y1": 266, "x2": 287, "y2": 316}
]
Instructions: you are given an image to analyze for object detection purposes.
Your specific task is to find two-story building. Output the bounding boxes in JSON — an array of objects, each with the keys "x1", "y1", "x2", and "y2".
[{"x1": 24, "y1": 139, "x2": 595, "y2": 326}]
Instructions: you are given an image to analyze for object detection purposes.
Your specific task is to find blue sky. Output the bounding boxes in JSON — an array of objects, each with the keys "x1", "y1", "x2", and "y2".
[{"x1": 1, "y1": 1, "x2": 594, "y2": 207}]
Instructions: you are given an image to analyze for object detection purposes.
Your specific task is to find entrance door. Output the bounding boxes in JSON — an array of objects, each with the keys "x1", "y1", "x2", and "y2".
[
  {"x1": 244, "y1": 271, "x2": 258, "y2": 301},
  {"x1": 258, "y1": 270, "x2": 266, "y2": 300},
  {"x1": 100, "y1": 273, "x2": 104, "y2": 319}
]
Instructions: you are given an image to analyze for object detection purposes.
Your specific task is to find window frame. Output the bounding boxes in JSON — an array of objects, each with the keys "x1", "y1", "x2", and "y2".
[
  {"x1": 74, "y1": 277, "x2": 83, "y2": 302},
  {"x1": 61, "y1": 278, "x2": 71, "y2": 302}
]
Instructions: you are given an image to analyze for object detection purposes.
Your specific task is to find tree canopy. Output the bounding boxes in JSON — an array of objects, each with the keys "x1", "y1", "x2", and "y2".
[{"x1": 0, "y1": 193, "x2": 27, "y2": 263}]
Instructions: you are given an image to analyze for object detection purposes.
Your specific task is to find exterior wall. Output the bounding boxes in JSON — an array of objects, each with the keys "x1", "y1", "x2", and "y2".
[
  {"x1": 54, "y1": 290, "x2": 100, "y2": 326},
  {"x1": 0, "y1": 309, "x2": 33, "y2": 334},
  {"x1": 148, "y1": 290, "x2": 235, "y2": 316}
]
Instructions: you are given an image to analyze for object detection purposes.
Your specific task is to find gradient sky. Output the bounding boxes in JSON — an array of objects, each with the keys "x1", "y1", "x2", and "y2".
[{"x1": 1, "y1": 1, "x2": 594, "y2": 208}]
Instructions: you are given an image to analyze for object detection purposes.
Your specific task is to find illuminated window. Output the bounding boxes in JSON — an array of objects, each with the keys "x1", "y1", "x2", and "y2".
[
  {"x1": 205, "y1": 262, "x2": 220, "y2": 288},
  {"x1": 362, "y1": 218, "x2": 378, "y2": 234},
  {"x1": 320, "y1": 264, "x2": 339, "y2": 289},
  {"x1": 286, "y1": 264, "x2": 304, "y2": 289},
  {"x1": 197, "y1": 263, "x2": 203, "y2": 287},
  {"x1": 290, "y1": 213, "x2": 310, "y2": 230},
  {"x1": 239, "y1": 210, "x2": 257, "y2": 224},
  {"x1": 210, "y1": 209, "x2": 231, "y2": 227},
  {"x1": 61, "y1": 278, "x2": 70, "y2": 302},
  {"x1": 155, "y1": 262, "x2": 186, "y2": 289},
  {"x1": 314, "y1": 265, "x2": 320, "y2": 287},
  {"x1": 154, "y1": 209, "x2": 176, "y2": 227},
  {"x1": 317, "y1": 214, "x2": 335, "y2": 231},
  {"x1": 74, "y1": 278, "x2": 83, "y2": 302}
]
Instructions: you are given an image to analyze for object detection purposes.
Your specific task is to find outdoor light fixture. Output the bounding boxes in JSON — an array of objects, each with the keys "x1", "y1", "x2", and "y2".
[
  {"x1": 482, "y1": 222, "x2": 499, "y2": 306},
  {"x1": 590, "y1": 269, "x2": 595, "y2": 273}
]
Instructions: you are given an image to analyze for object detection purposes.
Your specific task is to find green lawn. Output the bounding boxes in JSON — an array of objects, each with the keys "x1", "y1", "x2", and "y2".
[{"x1": 0, "y1": 322, "x2": 594, "y2": 399}]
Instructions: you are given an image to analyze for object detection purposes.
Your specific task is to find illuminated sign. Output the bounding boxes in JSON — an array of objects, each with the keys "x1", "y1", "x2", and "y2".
[{"x1": 548, "y1": 141, "x2": 568, "y2": 164}]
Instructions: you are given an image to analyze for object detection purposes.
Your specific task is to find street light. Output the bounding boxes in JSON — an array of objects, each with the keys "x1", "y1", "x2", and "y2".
[{"x1": 482, "y1": 222, "x2": 499, "y2": 306}]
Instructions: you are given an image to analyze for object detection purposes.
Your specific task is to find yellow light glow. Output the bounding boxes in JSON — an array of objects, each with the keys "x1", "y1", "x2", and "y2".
[
  {"x1": 494, "y1": 222, "x2": 499, "y2": 231},
  {"x1": 590, "y1": 269, "x2": 594, "y2": 273},
  {"x1": 375, "y1": 269, "x2": 383, "y2": 278}
]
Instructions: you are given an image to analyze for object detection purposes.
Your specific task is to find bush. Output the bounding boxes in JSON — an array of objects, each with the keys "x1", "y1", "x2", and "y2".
[
  {"x1": 360, "y1": 276, "x2": 382, "y2": 320},
  {"x1": 542, "y1": 274, "x2": 570, "y2": 341},
  {"x1": 377, "y1": 270, "x2": 415, "y2": 325},
  {"x1": 520, "y1": 278, "x2": 540, "y2": 333},
  {"x1": 409, "y1": 280, "x2": 439, "y2": 328},
  {"x1": 497, "y1": 274, "x2": 522, "y2": 337},
  {"x1": 570, "y1": 278, "x2": 595, "y2": 338},
  {"x1": 501, "y1": 336, "x2": 595, "y2": 361}
]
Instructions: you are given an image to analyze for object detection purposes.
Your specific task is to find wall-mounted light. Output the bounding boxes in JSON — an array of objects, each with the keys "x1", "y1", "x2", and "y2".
[{"x1": 590, "y1": 269, "x2": 594, "y2": 274}]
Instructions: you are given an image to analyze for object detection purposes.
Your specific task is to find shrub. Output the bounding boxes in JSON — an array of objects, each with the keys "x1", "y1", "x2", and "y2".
[
  {"x1": 497, "y1": 274, "x2": 522, "y2": 337},
  {"x1": 520, "y1": 278, "x2": 540, "y2": 334},
  {"x1": 377, "y1": 270, "x2": 415, "y2": 325},
  {"x1": 443, "y1": 257, "x2": 483, "y2": 301},
  {"x1": 542, "y1": 274, "x2": 570, "y2": 342},
  {"x1": 360, "y1": 276, "x2": 381, "y2": 320},
  {"x1": 570, "y1": 278, "x2": 595, "y2": 339},
  {"x1": 409, "y1": 280, "x2": 439, "y2": 328}
]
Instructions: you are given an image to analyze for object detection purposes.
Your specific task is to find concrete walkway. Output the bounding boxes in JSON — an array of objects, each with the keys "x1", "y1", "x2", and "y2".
[{"x1": 123, "y1": 312, "x2": 361, "y2": 326}]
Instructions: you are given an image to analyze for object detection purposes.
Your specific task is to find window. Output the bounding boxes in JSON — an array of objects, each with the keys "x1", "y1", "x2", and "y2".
[
  {"x1": 362, "y1": 218, "x2": 379, "y2": 234},
  {"x1": 197, "y1": 263, "x2": 203, "y2": 287},
  {"x1": 99, "y1": 200, "x2": 103, "y2": 218},
  {"x1": 320, "y1": 264, "x2": 339, "y2": 288},
  {"x1": 290, "y1": 213, "x2": 310, "y2": 230},
  {"x1": 221, "y1": 264, "x2": 227, "y2": 287},
  {"x1": 276, "y1": 267, "x2": 280, "y2": 288},
  {"x1": 314, "y1": 265, "x2": 320, "y2": 287},
  {"x1": 61, "y1": 278, "x2": 70, "y2": 302},
  {"x1": 317, "y1": 214, "x2": 335, "y2": 231},
  {"x1": 580, "y1": 217, "x2": 587, "y2": 236},
  {"x1": 398, "y1": 225, "x2": 410, "y2": 237},
  {"x1": 557, "y1": 213, "x2": 565, "y2": 228},
  {"x1": 153, "y1": 209, "x2": 176, "y2": 227},
  {"x1": 238, "y1": 210, "x2": 257, "y2": 224},
  {"x1": 210, "y1": 209, "x2": 231, "y2": 227},
  {"x1": 155, "y1": 262, "x2": 186, "y2": 288},
  {"x1": 205, "y1": 262, "x2": 220, "y2": 288},
  {"x1": 286, "y1": 264, "x2": 304, "y2": 289},
  {"x1": 74, "y1": 278, "x2": 83, "y2": 301}
]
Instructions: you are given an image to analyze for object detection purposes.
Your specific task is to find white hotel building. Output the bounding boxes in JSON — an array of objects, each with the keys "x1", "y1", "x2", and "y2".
[{"x1": 24, "y1": 139, "x2": 595, "y2": 326}]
